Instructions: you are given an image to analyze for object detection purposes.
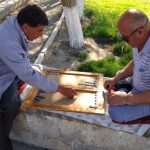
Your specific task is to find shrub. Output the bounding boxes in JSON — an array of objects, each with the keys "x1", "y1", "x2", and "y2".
[
  {"x1": 112, "y1": 42, "x2": 132, "y2": 56},
  {"x1": 74, "y1": 51, "x2": 88, "y2": 62},
  {"x1": 77, "y1": 55, "x2": 123, "y2": 77}
]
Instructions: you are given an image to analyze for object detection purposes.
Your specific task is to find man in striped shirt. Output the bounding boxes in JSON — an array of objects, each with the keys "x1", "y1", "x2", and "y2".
[{"x1": 104, "y1": 9, "x2": 150, "y2": 122}]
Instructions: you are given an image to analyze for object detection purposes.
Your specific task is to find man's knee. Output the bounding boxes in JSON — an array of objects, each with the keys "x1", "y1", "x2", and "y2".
[
  {"x1": 7, "y1": 98, "x2": 21, "y2": 114},
  {"x1": 108, "y1": 106, "x2": 127, "y2": 122},
  {"x1": 2, "y1": 95, "x2": 21, "y2": 120}
]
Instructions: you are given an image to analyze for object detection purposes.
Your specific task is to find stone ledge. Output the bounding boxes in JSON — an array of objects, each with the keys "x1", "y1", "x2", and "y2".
[{"x1": 11, "y1": 109, "x2": 150, "y2": 150}]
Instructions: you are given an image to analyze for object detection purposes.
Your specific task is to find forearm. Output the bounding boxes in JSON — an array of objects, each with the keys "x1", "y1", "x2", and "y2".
[
  {"x1": 113, "y1": 60, "x2": 134, "y2": 82},
  {"x1": 127, "y1": 90, "x2": 150, "y2": 105},
  {"x1": 57, "y1": 85, "x2": 64, "y2": 93}
]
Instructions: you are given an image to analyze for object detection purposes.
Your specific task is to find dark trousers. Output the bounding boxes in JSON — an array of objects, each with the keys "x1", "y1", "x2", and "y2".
[{"x1": 0, "y1": 80, "x2": 21, "y2": 150}]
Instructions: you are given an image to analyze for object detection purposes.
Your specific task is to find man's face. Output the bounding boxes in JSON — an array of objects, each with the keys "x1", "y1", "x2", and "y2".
[
  {"x1": 118, "y1": 22, "x2": 144, "y2": 48},
  {"x1": 22, "y1": 24, "x2": 45, "y2": 41},
  {"x1": 117, "y1": 16, "x2": 148, "y2": 51}
]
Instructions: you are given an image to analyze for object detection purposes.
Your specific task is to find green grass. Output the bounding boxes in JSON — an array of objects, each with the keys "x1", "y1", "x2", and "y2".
[
  {"x1": 84, "y1": 0, "x2": 150, "y2": 40},
  {"x1": 77, "y1": 42, "x2": 133, "y2": 77},
  {"x1": 77, "y1": 0, "x2": 150, "y2": 77},
  {"x1": 77, "y1": 52, "x2": 133, "y2": 77},
  {"x1": 74, "y1": 51, "x2": 88, "y2": 62},
  {"x1": 77, "y1": 55, "x2": 123, "y2": 77},
  {"x1": 112, "y1": 42, "x2": 132, "y2": 57},
  {"x1": 77, "y1": 0, "x2": 149, "y2": 77}
]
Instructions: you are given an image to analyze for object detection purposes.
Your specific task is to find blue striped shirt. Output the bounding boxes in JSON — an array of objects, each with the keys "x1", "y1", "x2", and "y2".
[
  {"x1": 133, "y1": 36, "x2": 150, "y2": 92},
  {"x1": 0, "y1": 16, "x2": 58, "y2": 98}
]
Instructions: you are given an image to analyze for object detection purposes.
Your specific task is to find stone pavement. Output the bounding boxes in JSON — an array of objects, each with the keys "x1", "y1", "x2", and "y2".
[{"x1": 12, "y1": 140, "x2": 49, "y2": 150}]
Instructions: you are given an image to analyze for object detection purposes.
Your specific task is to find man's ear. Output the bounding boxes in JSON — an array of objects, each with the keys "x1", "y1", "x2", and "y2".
[
  {"x1": 21, "y1": 23, "x2": 29, "y2": 33},
  {"x1": 138, "y1": 27, "x2": 144, "y2": 35}
]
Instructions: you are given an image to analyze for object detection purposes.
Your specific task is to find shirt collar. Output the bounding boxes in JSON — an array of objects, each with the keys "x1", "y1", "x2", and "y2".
[
  {"x1": 21, "y1": 29, "x2": 29, "y2": 43},
  {"x1": 14, "y1": 17, "x2": 29, "y2": 50},
  {"x1": 140, "y1": 36, "x2": 150, "y2": 54},
  {"x1": 14, "y1": 17, "x2": 29, "y2": 44},
  {"x1": 134, "y1": 36, "x2": 150, "y2": 55}
]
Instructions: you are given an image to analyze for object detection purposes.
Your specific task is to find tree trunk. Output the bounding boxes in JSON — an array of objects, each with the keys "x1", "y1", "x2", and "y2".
[{"x1": 61, "y1": 0, "x2": 84, "y2": 49}]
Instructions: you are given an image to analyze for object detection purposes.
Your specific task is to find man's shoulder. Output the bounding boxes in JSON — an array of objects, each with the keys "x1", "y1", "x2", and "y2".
[
  {"x1": 0, "y1": 16, "x2": 19, "y2": 41},
  {"x1": 0, "y1": 16, "x2": 17, "y2": 32}
]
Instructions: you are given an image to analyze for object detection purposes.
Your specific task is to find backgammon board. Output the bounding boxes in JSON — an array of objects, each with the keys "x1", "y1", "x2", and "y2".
[{"x1": 21, "y1": 70, "x2": 105, "y2": 114}]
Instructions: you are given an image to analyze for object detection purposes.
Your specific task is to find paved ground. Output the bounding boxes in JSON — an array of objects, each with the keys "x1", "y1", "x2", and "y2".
[{"x1": 12, "y1": 140, "x2": 49, "y2": 150}]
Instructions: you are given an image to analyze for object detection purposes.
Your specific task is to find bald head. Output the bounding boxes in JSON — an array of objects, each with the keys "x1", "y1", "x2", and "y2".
[
  {"x1": 118, "y1": 9, "x2": 150, "y2": 51},
  {"x1": 118, "y1": 9, "x2": 149, "y2": 31}
]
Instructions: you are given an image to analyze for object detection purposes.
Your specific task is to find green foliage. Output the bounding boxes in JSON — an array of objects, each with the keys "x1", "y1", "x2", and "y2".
[
  {"x1": 78, "y1": 0, "x2": 150, "y2": 76},
  {"x1": 118, "y1": 52, "x2": 133, "y2": 66},
  {"x1": 77, "y1": 52, "x2": 134, "y2": 77},
  {"x1": 84, "y1": 0, "x2": 150, "y2": 41},
  {"x1": 112, "y1": 42, "x2": 132, "y2": 56},
  {"x1": 74, "y1": 51, "x2": 87, "y2": 62},
  {"x1": 77, "y1": 55, "x2": 124, "y2": 77}
]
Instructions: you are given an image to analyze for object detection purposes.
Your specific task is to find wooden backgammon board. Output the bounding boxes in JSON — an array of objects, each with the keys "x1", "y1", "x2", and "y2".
[{"x1": 21, "y1": 70, "x2": 105, "y2": 114}]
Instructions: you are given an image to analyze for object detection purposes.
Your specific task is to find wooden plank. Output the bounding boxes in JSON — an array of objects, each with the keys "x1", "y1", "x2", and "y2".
[{"x1": 43, "y1": 69, "x2": 102, "y2": 76}]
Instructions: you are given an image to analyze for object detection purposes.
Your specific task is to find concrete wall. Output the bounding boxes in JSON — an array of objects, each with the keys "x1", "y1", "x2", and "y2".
[{"x1": 11, "y1": 109, "x2": 150, "y2": 150}]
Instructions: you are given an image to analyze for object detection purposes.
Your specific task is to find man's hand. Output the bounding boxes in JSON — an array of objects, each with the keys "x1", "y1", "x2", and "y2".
[
  {"x1": 103, "y1": 77, "x2": 117, "y2": 92},
  {"x1": 57, "y1": 85, "x2": 77, "y2": 98},
  {"x1": 108, "y1": 91, "x2": 128, "y2": 106}
]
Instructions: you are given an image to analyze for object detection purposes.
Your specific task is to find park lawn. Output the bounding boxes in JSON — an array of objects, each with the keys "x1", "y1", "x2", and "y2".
[
  {"x1": 84, "y1": 0, "x2": 150, "y2": 40},
  {"x1": 78, "y1": 0, "x2": 150, "y2": 77}
]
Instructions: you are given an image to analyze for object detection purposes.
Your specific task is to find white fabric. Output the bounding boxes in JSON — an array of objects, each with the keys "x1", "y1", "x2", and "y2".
[{"x1": 133, "y1": 36, "x2": 150, "y2": 92}]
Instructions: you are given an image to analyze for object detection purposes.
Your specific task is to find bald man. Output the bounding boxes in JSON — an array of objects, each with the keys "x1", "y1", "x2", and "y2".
[{"x1": 104, "y1": 9, "x2": 150, "y2": 122}]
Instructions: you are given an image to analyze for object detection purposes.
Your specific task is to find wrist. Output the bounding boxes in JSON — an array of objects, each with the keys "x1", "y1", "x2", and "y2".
[
  {"x1": 114, "y1": 70, "x2": 124, "y2": 82},
  {"x1": 125, "y1": 93, "x2": 133, "y2": 105},
  {"x1": 115, "y1": 70, "x2": 122, "y2": 79},
  {"x1": 57, "y1": 85, "x2": 62, "y2": 92}
]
